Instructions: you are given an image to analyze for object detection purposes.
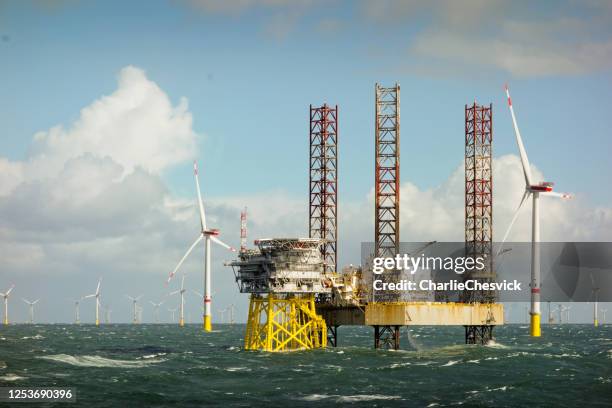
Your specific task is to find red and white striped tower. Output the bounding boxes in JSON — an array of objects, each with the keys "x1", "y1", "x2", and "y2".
[{"x1": 240, "y1": 207, "x2": 247, "y2": 253}]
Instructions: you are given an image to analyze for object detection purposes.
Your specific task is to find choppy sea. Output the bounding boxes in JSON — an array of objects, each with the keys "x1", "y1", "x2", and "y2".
[{"x1": 0, "y1": 324, "x2": 611, "y2": 407}]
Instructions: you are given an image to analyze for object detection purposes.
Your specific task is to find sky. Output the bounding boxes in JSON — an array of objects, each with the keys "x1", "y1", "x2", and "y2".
[{"x1": 0, "y1": 0, "x2": 611, "y2": 324}]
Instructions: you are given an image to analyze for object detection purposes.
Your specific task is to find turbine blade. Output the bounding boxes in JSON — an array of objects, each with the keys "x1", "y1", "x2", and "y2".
[
  {"x1": 505, "y1": 85, "x2": 533, "y2": 186},
  {"x1": 496, "y1": 190, "x2": 530, "y2": 257},
  {"x1": 192, "y1": 290, "x2": 203, "y2": 298},
  {"x1": 168, "y1": 234, "x2": 204, "y2": 283},
  {"x1": 194, "y1": 161, "x2": 207, "y2": 231},
  {"x1": 83, "y1": 294, "x2": 96, "y2": 299},
  {"x1": 96, "y1": 278, "x2": 101, "y2": 295},
  {"x1": 169, "y1": 290, "x2": 179, "y2": 296},
  {"x1": 33, "y1": 299, "x2": 40, "y2": 304},
  {"x1": 6, "y1": 285, "x2": 14, "y2": 296},
  {"x1": 541, "y1": 191, "x2": 573, "y2": 200},
  {"x1": 181, "y1": 274, "x2": 186, "y2": 290},
  {"x1": 211, "y1": 236, "x2": 236, "y2": 252}
]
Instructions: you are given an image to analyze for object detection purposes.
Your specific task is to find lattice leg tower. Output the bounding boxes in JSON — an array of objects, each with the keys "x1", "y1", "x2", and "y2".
[
  {"x1": 244, "y1": 294, "x2": 327, "y2": 352},
  {"x1": 464, "y1": 102, "x2": 496, "y2": 344},
  {"x1": 374, "y1": 83, "x2": 400, "y2": 303}
]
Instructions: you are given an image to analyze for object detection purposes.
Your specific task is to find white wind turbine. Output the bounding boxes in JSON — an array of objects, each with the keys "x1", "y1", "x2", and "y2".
[
  {"x1": 168, "y1": 307, "x2": 178, "y2": 323},
  {"x1": 590, "y1": 274, "x2": 600, "y2": 327},
  {"x1": 500, "y1": 85, "x2": 572, "y2": 337},
  {"x1": 71, "y1": 298, "x2": 81, "y2": 324},
  {"x1": 168, "y1": 274, "x2": 187, "y2": 327},
  {"x1": 601, "y1": 308, "x2": 608, "y2": 324},
  {"x1": 83, "y1": 278, "x2": 102, "y2": 326},
  {"x1": 126, "y1": 295, "x2": 143, "y2": 324},
  {"x1": 149, "y1": 300, "x2": 164, "y2": 323},
  {"x1": 22, "y1": 298, "x2": 40, "y2": 324},
  {"x1": 1, "y1": 285, "x2": 15, "y2": 325},
  {"x1": 168, "y1": 162, "x2": 236, "y2": 332}
]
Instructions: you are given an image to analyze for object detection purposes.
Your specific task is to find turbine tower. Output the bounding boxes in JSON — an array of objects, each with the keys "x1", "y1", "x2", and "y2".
[
  {"x1": 168, "y1": 161, "x2": 235, "y2": 332},
  {"x1": 590, "y1": 274, "x2": 600, "y2": 327},
  {"x1": 22, "y1": 298, "x2": 40, "y2": 324},
  {"x1": 169, "y1": 274, "x2": 187, "y2": 327},
  {"x1": 72, "y1": 299, "x2": 81, "y2": 324},
  {"x1": 168, "y1": 307, "x2": 177, "y2": 323},
  {"x1": 149, "y1": 300, "x2": 164, "y2": 323},
  {"x1": 126, "y1": 295, "x2": 143, "y2": 324},
  {"x1": 83, "y1": 278, "x2": 102, "y2": 326},
  {"x1": 501, "y1": 85, "x2": 572, "y2": 337},
  {"x1": 1, "y1": 285, "x2": 15, "y2": 325}
]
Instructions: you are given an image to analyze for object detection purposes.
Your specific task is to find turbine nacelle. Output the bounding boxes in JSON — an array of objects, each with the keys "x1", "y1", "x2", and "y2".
[{"x1": 204, "y1": 229, "x2": 220, "y2": 236}]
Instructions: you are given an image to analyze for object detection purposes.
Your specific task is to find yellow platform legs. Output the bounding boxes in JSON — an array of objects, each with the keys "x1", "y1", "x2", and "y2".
[{"x1": 244, "y1": 294, "x2": 327, "y2": 352}]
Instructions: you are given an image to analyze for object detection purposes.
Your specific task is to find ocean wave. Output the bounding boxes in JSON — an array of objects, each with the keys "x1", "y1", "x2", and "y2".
[
  {"x1": 441, "y1": 360, "x2": 460, "y2": 367},
  {"x1": 299, "y1": 394, "x2": 401, "y2": 403},
  {"x1": 337, "y1": 395, "x2": 401, "y2": 402},
  {"x1": 38, "y1": 354, "x2": 166, "y2": 368},
  {"x1": 0, "y1": 373, "x2": 26, "y2": 381},
  {"x1": 485, "y1": 340, "x2": 508, "y2": 349},
  {"x1": 21, "y1": 334, "x2": 45, "y2": 340},
  {"x1": 0, "y1": 361, "x2": 6, "y2": 369}
]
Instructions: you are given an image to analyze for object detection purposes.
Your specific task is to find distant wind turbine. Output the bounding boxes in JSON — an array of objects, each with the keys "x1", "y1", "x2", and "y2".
[
  {"x1": 590, "y1": 274, "x2": 600, "y2": 327},
  {"x1": 1, "y1": 285, "x2": 15, "y2": 325},
  {"x1": 21, "y1": 298, "x2": 40, "y2": 324},
  {"x1": 167, "y1": 161, "x2": 236, "y2": 332},
  {"x1": 168, "y1": 307, "x2": 178, "y2": 323},
  {"x1": 70, "y1": 299, "x2": 81, "y2": 324},
  {"x1": 169, "y1": 274, "x2": 187, "y2": 327},
  {"x1": 83, "y1": 278, "x2": 102, "y2": 326},
  {"x1": 126, "y1": 295, "x2": 143, "y2": 324},
  {"x1": 149, "y1": 300, "x2": 164, "y2": 323}
]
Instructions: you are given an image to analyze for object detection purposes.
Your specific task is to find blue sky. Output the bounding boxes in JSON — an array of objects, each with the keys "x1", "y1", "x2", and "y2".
[{"x1": 0, "y1": 0, "x2": 611, "y2": 323}]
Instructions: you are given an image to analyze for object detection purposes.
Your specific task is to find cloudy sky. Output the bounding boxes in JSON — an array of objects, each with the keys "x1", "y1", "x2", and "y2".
[{"x1": 0, "y1": 0, "x2": 611, "y2": 323}]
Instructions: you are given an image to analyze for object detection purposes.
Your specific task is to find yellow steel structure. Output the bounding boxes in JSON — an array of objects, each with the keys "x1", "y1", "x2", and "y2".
[{"x1": 244, "y1": 294, "x2": 327, "y2": 352}]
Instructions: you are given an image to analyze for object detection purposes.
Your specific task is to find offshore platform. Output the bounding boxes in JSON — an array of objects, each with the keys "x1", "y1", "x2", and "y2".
[{"x1": 230, "y1": 84, "x2": 503, "y2": 352}]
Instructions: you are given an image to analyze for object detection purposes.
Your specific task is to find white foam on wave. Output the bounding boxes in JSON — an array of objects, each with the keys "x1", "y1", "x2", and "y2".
[
  {"x1": 299, "y1": 394, "x2": 401, "y2": 403},
  {"x1": 0, "y1": 373, "x2": 26, "y2": 381},
  {"x1": 485, "y1": 340, "x2": 508, "y2": 349},
  {"x1": 38, "y1": 354, "x2": 166, "y2": 368},
  {"x1": 441, "y1": 360, "x2": 460, "y2": 367},
  {"x1": 141, "y1": 353, "x2": 166, "y2": 359},
  {"x1": 225, "y1": 367, "x2": 251, "y2": 372},
  {"x1": 21, "y1": 334, "x2": 45, "y2": 340},
  {"x1": 0, "y1": 361, "x2": 6, "y2": 369},
  {"x1": 337, "y1": 394, "x2": 401, "y2": 402}
]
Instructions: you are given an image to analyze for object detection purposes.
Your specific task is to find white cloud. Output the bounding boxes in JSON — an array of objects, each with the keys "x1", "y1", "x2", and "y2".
[
  {"x1": 25, "y1": 66, "x2": 197, "y2": 183},
  {"x1": 361, "y1": 0, "x2": 612, "y2": 77}
]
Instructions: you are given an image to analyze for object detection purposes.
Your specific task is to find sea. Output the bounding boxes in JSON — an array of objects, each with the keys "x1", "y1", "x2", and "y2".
[{"x1": 0, "y1": 324, "x2": 610, "y2": 407}]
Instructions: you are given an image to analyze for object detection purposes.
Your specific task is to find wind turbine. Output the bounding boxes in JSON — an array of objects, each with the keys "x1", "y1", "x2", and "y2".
[
  {"x1": 590, "y1": 274, "x2": 600, "y2": 327},
  {"x1": 218, "y1": 308, "x2": 226, "y2": 324},
  {"x1": 149, "y1": 300, "x2": 164, "y2": 323},
  {"x1": 83, "y1": 278, "x2": 102, "y2": 326},
  {"x1": 601, "y1": 308, "x2": 608, "y2": 324},
  {"x1": 168, "y1": 307, "x2": 178, "y2": 323},
  {"x1": 169, "y1": 273, "x2": 187, "y2": 327},
  {"x1": 71, "y1": 299, "x2": 81, "y2": 324},
  {"x1": 126, "y1": 295, "x2": 143, "y2": 324},
  {"x1": 22, "y1": 298, "x2": 40, "y2": 324},
  {"x1": 501, "y1": 85, "x2": 572, "y2": 337},
  {"x1": 228, "y1": 304, "x2": 235, "y2": 325},
  {"x1": 167, "y1": 162, "x2": 236, "y2": 332},
  {"x1": 1, "y1": 285, "x2": 15, "y2": 325},
  {"x1": 562, "y1": 305, "x2": 571, "y2": 323}
]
